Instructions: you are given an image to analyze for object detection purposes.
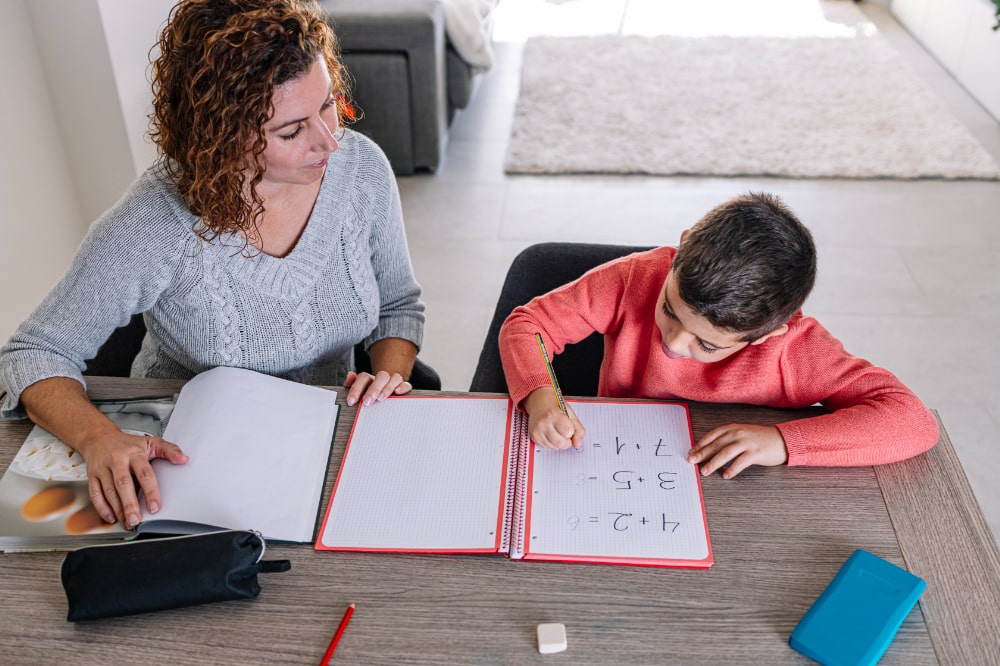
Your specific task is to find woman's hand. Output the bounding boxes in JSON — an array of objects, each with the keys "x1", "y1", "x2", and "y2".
[
  {"x1": 347, "y1": 337, "x2": 419, "y2": 406},
  {"x1": 20, "y1": 377, "x2": 188, "y2": 528},
  {"x1": 687, "y1": 423, "x2": 788, "y2": 479},
  {"x1": 344, "y1": 370, "x2": 412, "y2": 406},
  {"x1": 523, "y1": 387, "x2": 585, "y2": 450},
  {"x1": 81, "y1": 430, "x2": 189, "y2": 528}
]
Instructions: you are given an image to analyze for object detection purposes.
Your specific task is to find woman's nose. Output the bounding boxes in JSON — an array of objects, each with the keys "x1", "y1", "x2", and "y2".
[{"x1": 316, "y1": 120, "x2": 338, "y2": 153}]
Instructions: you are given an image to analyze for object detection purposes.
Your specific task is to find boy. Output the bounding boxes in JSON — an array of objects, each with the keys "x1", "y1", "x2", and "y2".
[{"x1": 499, "y1": 192, "x2": 938, "y2": 478}]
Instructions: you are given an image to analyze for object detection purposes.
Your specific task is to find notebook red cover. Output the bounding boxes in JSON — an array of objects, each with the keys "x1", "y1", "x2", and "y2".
[{"x1": 315, "y1": 395, "x2": 712, "y2": 569}]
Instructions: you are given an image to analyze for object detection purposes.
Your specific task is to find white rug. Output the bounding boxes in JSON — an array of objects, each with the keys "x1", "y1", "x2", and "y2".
[{"x1": 504, "y1": 32, "x2": 1000, "y2": 179}]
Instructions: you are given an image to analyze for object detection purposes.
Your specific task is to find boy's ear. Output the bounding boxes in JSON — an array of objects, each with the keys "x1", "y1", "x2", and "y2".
[{"x1": 749, "y1": 324, "x2": 789, "y2": 346}]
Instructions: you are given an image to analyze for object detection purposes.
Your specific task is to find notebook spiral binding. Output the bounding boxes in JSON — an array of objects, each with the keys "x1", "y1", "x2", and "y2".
[
  {"x1": 499, "y1": 412, "x2": 521, "y2": 554},
  {"x1": 505, "y1": 412, "x2": 532, "y2": 560}
]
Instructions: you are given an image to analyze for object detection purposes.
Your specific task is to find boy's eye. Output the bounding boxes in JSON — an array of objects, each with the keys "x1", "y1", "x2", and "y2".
[{"x1": 697, "y1": 340, "x2": 720, "y2": 354}]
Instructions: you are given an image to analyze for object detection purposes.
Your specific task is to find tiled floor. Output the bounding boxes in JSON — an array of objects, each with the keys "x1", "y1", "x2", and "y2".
[{"x1": 397, "y1": 0, "x2": 1000, "y2": 543}]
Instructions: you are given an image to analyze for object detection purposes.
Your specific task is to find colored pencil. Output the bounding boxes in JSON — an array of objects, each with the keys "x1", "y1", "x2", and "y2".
[
  {"x1": 535, "y1": 333, "x2": 568, "y2": 415},
  {"x1": 320, "y1": 603, "x2": 355, "y2": 665}
]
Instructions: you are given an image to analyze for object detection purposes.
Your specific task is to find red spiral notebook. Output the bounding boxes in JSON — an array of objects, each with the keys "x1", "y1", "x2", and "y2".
[{"x1": 315, "y1": 396, "x2": 712, "y2": 569}]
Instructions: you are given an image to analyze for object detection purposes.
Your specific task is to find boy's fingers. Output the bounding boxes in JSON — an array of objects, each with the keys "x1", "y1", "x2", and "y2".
[
  {"x1": 721, "y1": 453, "x2": 755, "y2": 479},
  {"x1": 700, "y1": 444, "x2": 742, "y2": 476}
]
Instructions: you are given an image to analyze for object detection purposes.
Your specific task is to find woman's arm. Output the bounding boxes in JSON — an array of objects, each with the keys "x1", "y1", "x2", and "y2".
[{"x1": 19, "y1": 377, "x2": 188, "y2": 528}]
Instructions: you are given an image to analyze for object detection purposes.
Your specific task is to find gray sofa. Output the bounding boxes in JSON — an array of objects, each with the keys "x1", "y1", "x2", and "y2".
[{"x1": 321, "y1": 0, "x2": 492, "y2": 174}]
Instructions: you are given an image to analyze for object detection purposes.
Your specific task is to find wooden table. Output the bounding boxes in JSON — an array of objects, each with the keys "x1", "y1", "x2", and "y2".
[{"x1": 0, "y1": 377, "x2": 998, "y2": 665}]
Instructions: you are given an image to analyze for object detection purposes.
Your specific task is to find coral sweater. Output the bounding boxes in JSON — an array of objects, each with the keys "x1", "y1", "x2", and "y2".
[{"x1": 499, "y1": 247, "x2": 938, "y2": 467}]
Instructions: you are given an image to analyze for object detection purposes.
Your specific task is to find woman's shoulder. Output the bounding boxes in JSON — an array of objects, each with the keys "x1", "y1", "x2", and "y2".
[
  {"x1": 84, "y1": 163, "x2": 198, "y2": 257},
  {"x1": 319, "y1": 129, "x2": 398, "y2": 214},
  {"x1": 328, "y1": 130, "x2": 394, "y2": 184}
]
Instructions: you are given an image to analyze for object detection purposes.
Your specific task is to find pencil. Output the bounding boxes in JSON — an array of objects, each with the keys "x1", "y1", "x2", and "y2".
[
  {"x1": 535, "y1": 333, "x2": 568, "y2": 415},
  {"x1": 320, "y1": 603, "x2": 355, "y2": 666}
]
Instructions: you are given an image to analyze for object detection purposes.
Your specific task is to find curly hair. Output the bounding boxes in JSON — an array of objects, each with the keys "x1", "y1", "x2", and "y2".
[
  {"x1": 672, "y1": 192, "x2": 817, "y2": 342},
  {"x1": 149, "y1": 0, "x2": 350, "y2": 244}
]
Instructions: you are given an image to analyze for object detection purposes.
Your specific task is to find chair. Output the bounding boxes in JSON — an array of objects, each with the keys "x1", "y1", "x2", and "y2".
[
  {"x1": 469, "y1": 242, "x2": 653, "y2": 396},
  {"x1": 320, "y1": 0, "x2": 496, "y2": 174},
  {"x1": 85, "y1": 314, "x2": 441, "y2": 390}
]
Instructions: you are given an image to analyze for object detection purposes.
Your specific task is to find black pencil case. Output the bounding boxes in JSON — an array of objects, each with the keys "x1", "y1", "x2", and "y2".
[{"x1": 60, "y1": 530, "x2": 291, "y2": 621}]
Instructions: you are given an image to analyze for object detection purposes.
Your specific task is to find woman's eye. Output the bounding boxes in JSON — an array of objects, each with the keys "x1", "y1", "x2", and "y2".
[
  {"x1": 281, "y1": 125, "x2": 304, "y2": 141},
  {"x1": 697, "y1": 341, "x2": 719, "y2": 354}
]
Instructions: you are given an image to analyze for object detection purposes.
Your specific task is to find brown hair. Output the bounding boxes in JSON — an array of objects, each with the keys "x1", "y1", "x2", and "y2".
[
  {"x1": 671, "y1": 192, "x2": 816, "y2": 342},
  {"x1": 149, "y1": 0, "x2": 350, "y2": 245}
]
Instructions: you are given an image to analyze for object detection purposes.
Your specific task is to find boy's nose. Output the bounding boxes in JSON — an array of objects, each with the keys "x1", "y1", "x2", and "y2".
[{"x1": 662, "y1": 329, "x2": 690, "y2": 357}]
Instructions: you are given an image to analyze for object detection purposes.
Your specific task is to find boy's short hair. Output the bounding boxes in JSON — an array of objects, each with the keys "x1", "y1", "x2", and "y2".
[{"x1": 672, "y1": 192, "x2": 816, "y2": 342}]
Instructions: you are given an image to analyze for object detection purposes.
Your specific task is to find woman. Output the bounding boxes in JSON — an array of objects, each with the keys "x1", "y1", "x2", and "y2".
[{"x1": 0, "y1": 0, "x2": 428, "y2": 530}]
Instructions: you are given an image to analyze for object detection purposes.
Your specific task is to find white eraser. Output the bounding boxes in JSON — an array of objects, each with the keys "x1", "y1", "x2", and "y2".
[{"x1": 537, "y1": 623, "x2": 567, "y2": 654}]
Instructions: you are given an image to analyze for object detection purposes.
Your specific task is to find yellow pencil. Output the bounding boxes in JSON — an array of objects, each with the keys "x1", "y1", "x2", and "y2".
[{"x1": 535, "y1": 333, "x2": 568, "y2": 415}]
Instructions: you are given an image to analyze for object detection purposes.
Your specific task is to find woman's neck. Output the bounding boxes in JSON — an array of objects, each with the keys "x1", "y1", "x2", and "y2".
[{"x1": 251, "y1": 177, "x2": 324, "y2": 258}]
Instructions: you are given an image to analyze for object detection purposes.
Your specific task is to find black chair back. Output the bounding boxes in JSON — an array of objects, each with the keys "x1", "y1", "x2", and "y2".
[
  {"x1": 469, "y1": 243, "x2": 653, "y2": 396},
  {"x1": 86, "y1": 314, "x2": 441, "y2": 390}
]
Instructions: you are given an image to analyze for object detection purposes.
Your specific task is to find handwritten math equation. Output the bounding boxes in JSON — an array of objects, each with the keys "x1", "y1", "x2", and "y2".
[
  {"x1": 589, "y1": 435, "x2": 680, "y2": 457},
  {"x1": 571, "y1": 470, "x2": 680, "y2": 491},
  {"x1": 564, "y1": 512, "x2": 682, "y2": 533},
  {"x1": 532, "y1": 432, "x2": 696, "y2": 537}
]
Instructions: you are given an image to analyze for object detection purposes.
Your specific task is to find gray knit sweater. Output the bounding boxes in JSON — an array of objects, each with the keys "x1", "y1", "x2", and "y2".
[{"x1": 0, "y1": 130, "x2": 424, "y2": 419}]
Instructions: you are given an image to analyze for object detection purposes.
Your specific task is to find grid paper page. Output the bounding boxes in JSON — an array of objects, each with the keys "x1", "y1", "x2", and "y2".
[
  {"x1": 319, "y1": 397, "x2": 510, "y2": 551},
  {"x1": 525, "y1": 401, "x2": 709, "y2": 563}
]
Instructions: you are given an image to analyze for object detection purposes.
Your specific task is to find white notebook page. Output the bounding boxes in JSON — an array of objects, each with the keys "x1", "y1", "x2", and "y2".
[
  {"x1": 147, "y1": 367, "x2": 339, "y2": 542},
  {"x1": 525, "y1": 401, "x2": 709, "y2": 562},
  {"x1": 319, "y1": 397, "x2": 510, "y2": 551}
]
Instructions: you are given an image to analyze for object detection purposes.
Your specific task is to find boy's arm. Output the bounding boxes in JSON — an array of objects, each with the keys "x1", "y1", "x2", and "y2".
[
  {"x1": 775, "y1": 323, "x2": 939, "y2": 466},
  {"x1": 498, "y1": 258, "x2": 631, "y2": 408}
]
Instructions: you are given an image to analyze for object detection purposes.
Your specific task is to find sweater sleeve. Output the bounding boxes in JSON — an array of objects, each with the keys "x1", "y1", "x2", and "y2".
[
  {"x1": 354, "y1": 137, "x2": 424, "y2": 351},
  {"x1": 774, "y1": 320, "x2": 938, "y2": 466},
  {"x1": 499, "y1": 255, "x2": 633, "y2": 407},
  {"x1": 0, "y1": 172, "x2": 186, "y2": 419}
]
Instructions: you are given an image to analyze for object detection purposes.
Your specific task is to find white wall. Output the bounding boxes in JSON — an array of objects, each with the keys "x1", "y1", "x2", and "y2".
[
  {"x1": 98, "y1": 0, "x2": 178, "y2": 175},
  {"x1": 0, "y1": 0, "x2": 87, "y2": 341},
  {"x1": 26, "y1": 0, "x2": 136, "y2": 225},
  {"x1": 892, "y1": 0, "x2": 1000, "y2": 121},
  {"x1": 0, "y1": 0, "x2": 175, "y2": 342}
]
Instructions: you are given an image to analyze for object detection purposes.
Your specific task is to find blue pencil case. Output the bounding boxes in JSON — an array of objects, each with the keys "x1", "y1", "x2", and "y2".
[{"x1": 789, "y1": 549, "x2": 926, "y2": 666}]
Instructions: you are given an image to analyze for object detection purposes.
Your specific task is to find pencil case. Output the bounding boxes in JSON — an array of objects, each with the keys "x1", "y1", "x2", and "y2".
[{"x1": 60, "y1": 530, "x2": 291, "y2": 621}]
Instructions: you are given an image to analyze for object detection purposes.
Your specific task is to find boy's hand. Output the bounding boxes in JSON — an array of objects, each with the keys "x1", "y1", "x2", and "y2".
[
  {"x1": 523, "y1": 387, "x2": 585, "y2": 450},
  {"x1": 687, "y1": 424, "x2": 788, "y2": 479}
]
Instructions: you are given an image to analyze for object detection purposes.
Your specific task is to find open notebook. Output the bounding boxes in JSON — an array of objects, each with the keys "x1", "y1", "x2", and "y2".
[
  {"x1": 0, "y1": 367, "x2": 339, "y2": 551},
  {"x1": 316, "y1": 396, "x2": 712, "y2": 568}
]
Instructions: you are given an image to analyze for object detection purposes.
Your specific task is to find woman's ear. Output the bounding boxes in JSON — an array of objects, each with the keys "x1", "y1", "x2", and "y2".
[{"x1": 749, "y1": 324, "x2": 789, "y2": 346}]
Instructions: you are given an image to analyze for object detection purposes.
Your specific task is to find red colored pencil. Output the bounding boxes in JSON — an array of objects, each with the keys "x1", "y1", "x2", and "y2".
[{"x1": 319, "y1": 603, "x2": 355, "y2": 665}]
